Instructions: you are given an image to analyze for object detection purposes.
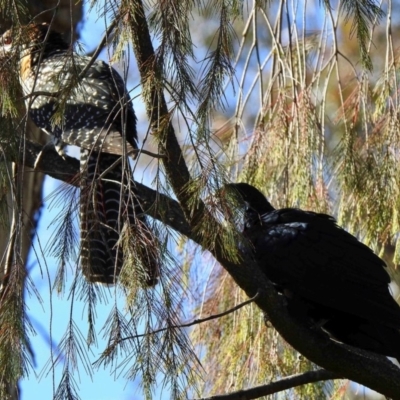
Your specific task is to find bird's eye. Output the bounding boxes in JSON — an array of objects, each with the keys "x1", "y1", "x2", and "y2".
[{"x1": 2, "y1": 35, "x2": 12, "y2": 46}]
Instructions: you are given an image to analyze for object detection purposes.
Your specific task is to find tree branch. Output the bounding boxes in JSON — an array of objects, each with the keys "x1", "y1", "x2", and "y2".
[
  {"x1": 125, "y1": 1, "x2": 194, "y2": 218},
  {"x1": 8, "y1": 138, "x2": 400, "y2": 398},
  {"x1": 194, "y1": 369, "x2": 341, "y2": 400},
  {"x1": 9, "y1": 139, "x2": 194, "y2": 238}
]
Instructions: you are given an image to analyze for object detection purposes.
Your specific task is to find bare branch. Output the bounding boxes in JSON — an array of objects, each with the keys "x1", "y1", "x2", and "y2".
[
  {"x1": 194, "y1": 369, "x2": 341, "y2": 400},
  {"x1": 120, "y1": 293, "x2": 259, "y2": 340},
  {"x1": 77, "y1": 19, "x2": 118, "y2": 80}
]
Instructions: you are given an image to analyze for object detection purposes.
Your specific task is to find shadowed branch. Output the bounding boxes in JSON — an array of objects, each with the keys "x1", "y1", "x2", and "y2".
[
  {"x1": 194, "y1": 369, "x2": 341, "y2": 400},
  {"x1": 6, "y1": 137, "x2": 400, "y2": 399}
]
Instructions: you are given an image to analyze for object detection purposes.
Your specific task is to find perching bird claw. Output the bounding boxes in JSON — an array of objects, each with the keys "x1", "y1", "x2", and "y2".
[{"x1": 33, "y1": 138, "x2": 66, "y2": 169}]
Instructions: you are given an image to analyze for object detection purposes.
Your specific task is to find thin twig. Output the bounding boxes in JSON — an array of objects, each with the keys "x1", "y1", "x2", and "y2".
[
  {"x1": 77, "y1": 19, "x2": 117, "y2": 81},
  {"x1": 22, "y1": 91, "x2": 58, "y2": 100},
  {"x1": 131, "y1": 148, "x2": 166, "y2": 159},
  {"x1": 120, "y1": 292, "x2": 260, "y2": 341}
]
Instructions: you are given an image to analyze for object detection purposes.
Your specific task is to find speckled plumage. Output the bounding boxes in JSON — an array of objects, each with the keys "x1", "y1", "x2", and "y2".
[
  {"x1": 1, "y1": 23, "x2": 159, "y2": 285},
  {"x1": 13, "y1": 24, "x2": 138, "y2": 155}
]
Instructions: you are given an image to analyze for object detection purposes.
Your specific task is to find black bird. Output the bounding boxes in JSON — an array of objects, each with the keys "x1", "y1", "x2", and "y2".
[
  {"x1": 228, "y1": 182, "x2": 400, "y2": 362},
  {"x1": 0, "y1": 23, "x2": 159, "y2": 285}
]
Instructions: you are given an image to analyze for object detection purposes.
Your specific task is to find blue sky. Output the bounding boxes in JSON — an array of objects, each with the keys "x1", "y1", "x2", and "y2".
[
  {"x1": 20, "y1": 4, "x2": 152, "y2": 399},
  {"x1": 18, "y1": 2, "x2": 394, "y2": 399}
]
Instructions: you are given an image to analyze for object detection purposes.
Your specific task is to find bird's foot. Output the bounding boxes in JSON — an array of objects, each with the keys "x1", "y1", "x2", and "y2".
[
  {"x1": 311, "y1": 318, "x2": 330, "y2": 331},
  {"x1": 263, "y1": 312, "x2": 272, "y2": 327},
  {"x1": 33, "y1": 140, "x2": 67, "y2": 169},
  {"x1": 53, "y1": 137, "x2": 67, "y2": 159}
]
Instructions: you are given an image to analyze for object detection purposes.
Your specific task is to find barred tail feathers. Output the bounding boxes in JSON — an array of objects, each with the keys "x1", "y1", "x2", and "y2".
[{"x1": 79, "y1": 150, "x2": 159, "y2": 285}]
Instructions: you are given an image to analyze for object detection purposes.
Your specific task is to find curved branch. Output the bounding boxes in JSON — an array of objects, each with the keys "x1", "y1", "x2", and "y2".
[
  {"x1": 195, "y1": 369, "x2": 341, "y2": 400},
  {"x1": 8, "y1": 138, "x2": 400, "y2": 398},
  {"x1": 119, "y1": 293, "x2": 259, "y2": 341}
]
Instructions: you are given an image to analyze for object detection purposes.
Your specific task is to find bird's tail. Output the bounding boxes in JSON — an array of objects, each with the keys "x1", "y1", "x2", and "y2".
[
  {"x1": 324, "y1": 313, "x2": 400, "y2": 363},
  {"x1": 79, "y1": 150, "x2": 160, "y2": 285}
]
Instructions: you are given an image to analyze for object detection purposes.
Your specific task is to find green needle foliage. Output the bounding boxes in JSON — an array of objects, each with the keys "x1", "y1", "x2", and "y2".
[{"x1": 0, "y1": 1, "x2": 397, "y2": 400}]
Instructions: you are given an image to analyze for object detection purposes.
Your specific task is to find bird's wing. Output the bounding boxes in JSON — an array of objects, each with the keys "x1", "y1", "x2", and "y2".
[
  {"x1": 247, "y1": 209, "x2": 400, "y2": 329},
  {"x1": 34, "y1": 56, "x2": 138, "y2": 155},
  {"x1": 74, "y1": 59, "x2": 138, "y2": 153}
]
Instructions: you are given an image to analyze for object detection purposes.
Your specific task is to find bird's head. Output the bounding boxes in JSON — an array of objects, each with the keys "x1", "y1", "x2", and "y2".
[
  {"x1": 0, "y1": 23, "x2": 70, "y2": 86},
  {"x1": 224, "y1": 183, "x2": 275, "y2": 215},
  {"x1": 0, "y1": 23, "x2": 68, "y2": 66}
]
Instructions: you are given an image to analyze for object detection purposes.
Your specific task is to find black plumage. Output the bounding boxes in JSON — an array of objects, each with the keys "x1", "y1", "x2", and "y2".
[
  {"x1": 1, "y1": 23, "x2": 159, "y2": 285},
  {"x1": 228, "y1": 182, "x2": 400, "y2": 362}
]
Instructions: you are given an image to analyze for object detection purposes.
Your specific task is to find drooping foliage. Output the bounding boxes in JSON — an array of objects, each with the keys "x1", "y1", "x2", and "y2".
[{"x1": 0, "y1": 1, "x2": 396, "y2": 399}]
